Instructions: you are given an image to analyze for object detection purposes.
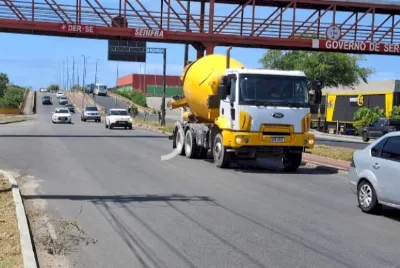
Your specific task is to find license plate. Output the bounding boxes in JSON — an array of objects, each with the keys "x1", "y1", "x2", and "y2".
[{"x1": 270, "y1": 137, "x2": 285, "y2": 142}]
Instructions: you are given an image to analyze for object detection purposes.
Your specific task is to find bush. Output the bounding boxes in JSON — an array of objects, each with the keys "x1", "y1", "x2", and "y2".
[
  {"x1": 48, "y1": 84, "x2": 60, "y2": 92},
  {"x1": 129, "y1": 105, "x2": 139, "y2": 118},
  {"x1": 353, "y1": 106, "x2": 385, "y2": 134},
  {"x1": 0, "y1": 85, "x2": 25, "y2": 108},
  {"x1": 116, "y1": 89, "x2": 147, "y2": 107}
]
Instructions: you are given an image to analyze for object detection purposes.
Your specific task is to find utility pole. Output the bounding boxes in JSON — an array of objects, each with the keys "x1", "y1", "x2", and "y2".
[
  {"x1": 94, "y1": 59, "x2": 99, "y2": 84},
  {"x1": 161, "y1": 48, "x2": 166, "y2": 126},
  {"x1": 82, "y1": 55, "x2": 87, "y2": 109},
  {"x1": 115, "y1": 62, "x2": 119, "y2": 108},
  {"x1": 62, "y1": 60, "x2": 65, "y2": 91},
  {"x1": 72, "y1": 57, "x2": 75, "y2": 98},
  {"x1": 66, "y1": 57, "x2": 69, "y2": 91}
]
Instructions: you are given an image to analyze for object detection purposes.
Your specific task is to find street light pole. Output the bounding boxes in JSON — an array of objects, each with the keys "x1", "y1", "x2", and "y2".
[
  {"x1": 66, "y1": 57, "x2": 69, "y2": 91},
  {"x1": 62, "y1": 60, "x2": 65, "y2": 91},
  {"x1": 94, "y1": 59, "x2": 99, "y2": 84}
]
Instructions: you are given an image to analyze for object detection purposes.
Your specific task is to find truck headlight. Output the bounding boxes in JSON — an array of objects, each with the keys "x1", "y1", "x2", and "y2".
[
  {"x1": 129, "y1": 118, "x2": 133, "y2": 123},
  {"x1": 235, "y1": 136, "x2": 249, "y2": 144}
]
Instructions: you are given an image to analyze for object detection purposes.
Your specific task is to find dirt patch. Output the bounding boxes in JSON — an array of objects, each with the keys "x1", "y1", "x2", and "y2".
[
  {"x1": 306, "y1": 144, "x2": 354, "y2": 162},
  {"x1": 12, "y1": 173, "x2": 97, "y2": 268},
  {"x1": 0, "y1": 115, "x2": 31, "y2": 124},
  {"x1": 0, "y1": 174, "x2": 23, "y2": 268}
]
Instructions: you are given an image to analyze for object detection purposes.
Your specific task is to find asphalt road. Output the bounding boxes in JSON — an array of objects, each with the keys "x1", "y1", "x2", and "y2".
[
  {"x1": 91, "y1": 94, "x2": 176, "y2": 124},
  {"x1": 0, "y1": 92, "x2": 399, "y2": 268}
]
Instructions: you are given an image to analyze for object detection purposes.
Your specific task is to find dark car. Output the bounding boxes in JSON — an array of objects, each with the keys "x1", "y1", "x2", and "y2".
[
  {"x1": 362, "y1": 118, "x2": 400, "y2": 142},
  {"x1": 42, "y1": 95, "x2": 52, "y2": 105},
  {"x1": 65, "y1": 104, "x2": 75, "y2": 113},
  {"x1": 81, "y1": 105, "x2": 101, "y2": 122}
]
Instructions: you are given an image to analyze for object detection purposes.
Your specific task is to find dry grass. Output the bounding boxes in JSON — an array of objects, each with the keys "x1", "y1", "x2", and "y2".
[
  {"x1": 307, "y1": 144, "x2": 355, "y2": 162},
  {"x1": 133, "y1": 118, "x2": 174, "y2": 134},
  {"x1": 0, "y1": 115, "x2": 30, "y2": 124},
  {"x1": 0, "y1": 175, "x2": 23, "y2": 268}
]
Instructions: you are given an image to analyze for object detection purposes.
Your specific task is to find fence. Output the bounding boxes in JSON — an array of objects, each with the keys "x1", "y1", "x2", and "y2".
[{"x1": 146, "y1": 85, "x2": 183, "y2": 97}]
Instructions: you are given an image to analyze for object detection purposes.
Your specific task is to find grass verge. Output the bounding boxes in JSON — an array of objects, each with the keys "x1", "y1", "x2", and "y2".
[
  {"x1": 0, "y1": 115, "x2": 31, "y2": 124},
  {"x1": 0, "y1": 175, "x2": 23, "y2": 268},
  {"x1": 306, "y1": 144, "x2": 354, "y2": 162},
  {"x1": 133, "y1": 118, "x2": 174, "y2": 134}
]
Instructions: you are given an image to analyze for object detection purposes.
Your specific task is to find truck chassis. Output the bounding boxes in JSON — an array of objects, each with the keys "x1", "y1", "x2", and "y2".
[{"x1": 170, "y1": 121, "x2": 303, "y2": 171}]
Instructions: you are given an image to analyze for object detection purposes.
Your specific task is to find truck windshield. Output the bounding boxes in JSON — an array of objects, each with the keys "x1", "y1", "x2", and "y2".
[
  {"x1": 238, "y1": 74, "x2": 309, "y2": 107},
  {"x1": 99, "y1": 85, "x2": 107, "y2": 90}
]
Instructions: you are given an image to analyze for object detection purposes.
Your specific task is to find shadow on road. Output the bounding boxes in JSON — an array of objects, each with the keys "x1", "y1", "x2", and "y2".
[
  {"x1": 22, "y1": 193, "x2": 213, "y2": 203},
  {"x1": 0, "y1": 134, "x2": 168, "y2": 138},
  {"x1": 201, "y1": 158, "x2": 338, "y2": 175}
]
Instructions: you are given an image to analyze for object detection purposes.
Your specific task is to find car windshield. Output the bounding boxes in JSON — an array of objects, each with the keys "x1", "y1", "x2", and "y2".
[
  {"x1": 66, "y1": 104, "x2": 73, "y2": 107},
  {"x1": 110, "y1": 110, "x2": 128, "y2": 116},
  {"x1": 238, "y1": 74, "x2": 309, "y2": 107},
  {"x1": 43, "y1": 96, "x2": 50, "y2": 99},
  {"x1": 85, "y1": 106, "x2": 98, "y2": 111},
  {"x1": 55, "y1": 109, "x2": 69, "y2": 113}
]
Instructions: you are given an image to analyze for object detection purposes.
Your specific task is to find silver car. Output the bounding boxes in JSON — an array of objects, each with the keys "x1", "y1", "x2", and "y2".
[{"x1": 349, "y1": 131, "x2": 400, "y2": 213}]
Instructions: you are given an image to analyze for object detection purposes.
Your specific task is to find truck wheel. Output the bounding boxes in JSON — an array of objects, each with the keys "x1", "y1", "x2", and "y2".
[
  {"x1": 175, "y1": 127, "x2": 185, "y2": 156},
  {"x1": 362, "y1": 132, "x2": 369, "y2": 142},
  {"x1": 213, "y1": 133, "x2": 230, "y2": 168},
  {"x1": 184, "y1": 130, "x2": 198, "y2": 158},
  {"x1": 282, "y1": 152, "x2": 302, "y2": 172}
]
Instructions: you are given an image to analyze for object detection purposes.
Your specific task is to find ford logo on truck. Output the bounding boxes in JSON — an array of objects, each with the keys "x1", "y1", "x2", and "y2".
[{"x1": 272, "y1": 112, "x2": 284, "y2": 118}]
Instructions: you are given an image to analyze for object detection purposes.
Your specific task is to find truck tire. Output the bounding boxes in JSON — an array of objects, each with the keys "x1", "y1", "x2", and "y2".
[
  {"x1": 184, "y1": 130, "x2": 198, "y2": 158},
  {"x1": 213, "y1": 133, "x2": 230, "y2": 168},
  {"x1": 282, "y1": 151, "x2": 302, "y2": 172},
  {"x1": 362, "y1": 132, "x2": 369, "y2": 142},
  {"x1": 175, "y1": 127, "x2": 185, "y2": 156}
]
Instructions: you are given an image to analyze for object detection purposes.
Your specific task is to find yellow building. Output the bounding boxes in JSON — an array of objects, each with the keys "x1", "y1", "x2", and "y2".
[{"x1": 311, "y1": 80, "x2": 400, "y2": 132}]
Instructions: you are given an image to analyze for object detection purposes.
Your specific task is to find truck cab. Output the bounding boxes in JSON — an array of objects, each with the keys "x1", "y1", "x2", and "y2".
[{"x1": 212, "y1": 68, "x2": 321, "y2": 169}]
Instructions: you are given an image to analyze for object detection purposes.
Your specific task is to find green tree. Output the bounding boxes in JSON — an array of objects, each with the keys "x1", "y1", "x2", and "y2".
[
  {"x1": 0, "y1": 73, "x2": 9, "y2": 97},
  {"x1": 353, "y1": 106, "x2": 384, "y2": 133},
  {"x1": 390, "y1": 106, "x2": 400, "y2": 119},
  {"x1": 259, "y1": 50, "x2": 374, "y2": 88},
  {"x1": 48, "y1": 84, "x2": 60, "y2": 92}
]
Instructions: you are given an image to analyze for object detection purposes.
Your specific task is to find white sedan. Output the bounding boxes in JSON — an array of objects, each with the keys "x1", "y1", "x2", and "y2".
[
  {"x1": 52, "y1": 108, "x2": 72, "y2": 124},
  {"x1": 56, "y1": 92, "x2": 65, "y2": 99}
]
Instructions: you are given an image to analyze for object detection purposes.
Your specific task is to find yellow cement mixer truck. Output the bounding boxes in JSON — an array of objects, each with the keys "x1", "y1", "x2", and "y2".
[{"x1": 169, "y1": 48, "x2": 322, "y2": 171}]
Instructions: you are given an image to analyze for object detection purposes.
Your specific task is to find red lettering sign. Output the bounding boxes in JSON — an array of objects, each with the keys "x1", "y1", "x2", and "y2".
[
  {"x1": 59, "y1": 24, "x2": 96, "y2": 34},
  {"x1": 133, "y1": 28, "x2": 164, "y2": 39},
  {"x1": 313, "y1": 39, "x2": 400, "y2": 54}
]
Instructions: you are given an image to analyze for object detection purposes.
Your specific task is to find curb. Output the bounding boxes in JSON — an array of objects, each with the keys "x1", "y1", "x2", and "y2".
[
  {"x1": 301, "y1": 161, "x2": 349, "y2": 176},
  {"x1": 0, "y1": 170, "x2": 37, "y2": 268}
]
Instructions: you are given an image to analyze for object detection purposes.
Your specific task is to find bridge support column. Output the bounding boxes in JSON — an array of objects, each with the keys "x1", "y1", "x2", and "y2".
[{"x1": 192, "y1": 42, "x2": 216, "y2": 59}]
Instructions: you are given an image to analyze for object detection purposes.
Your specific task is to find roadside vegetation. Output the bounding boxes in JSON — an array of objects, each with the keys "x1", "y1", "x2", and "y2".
[
  {"x1": 115, "y1": 88, "x2": 147, "y2": 107},
  {"x1": 0, "y1": 174, "x2": 23, "y2": 268},
  {"x1": 0, "y1": 73, "x2": 27, "y2": 109},
  {"x1": 306, "y1": 145, "x2": 354, "y2": 162},
  {"x1": 353, "y1": 106, "x2": 400, "y2": 134}
]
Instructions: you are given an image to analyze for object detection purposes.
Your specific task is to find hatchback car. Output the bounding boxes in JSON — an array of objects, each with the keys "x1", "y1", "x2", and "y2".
[
  {"x1": 59, "y1": 96, "x2": 68, "y2": 105},
  {"x1": 42, "y1": 95, "x2": 52, "y2": 105},
  {"x1": 348, "y1": 131, "x2": 400, "y2": 213},
  {"x1": 65, "y1": 104, "x2": 75, "y2": 113}
]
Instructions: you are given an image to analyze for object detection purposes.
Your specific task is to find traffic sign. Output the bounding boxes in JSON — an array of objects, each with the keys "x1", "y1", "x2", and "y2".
[
  {"x1": 326, "y1": 25, "x2": 341, "y2": 41},
  {"x1": 59, "y1": 24, "x2": 96, "y2": 34}
]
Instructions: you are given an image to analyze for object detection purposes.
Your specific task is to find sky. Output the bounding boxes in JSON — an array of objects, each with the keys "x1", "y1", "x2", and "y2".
[{"x1": 1, "y1": 0, "x2": 400, "y2": 89}]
